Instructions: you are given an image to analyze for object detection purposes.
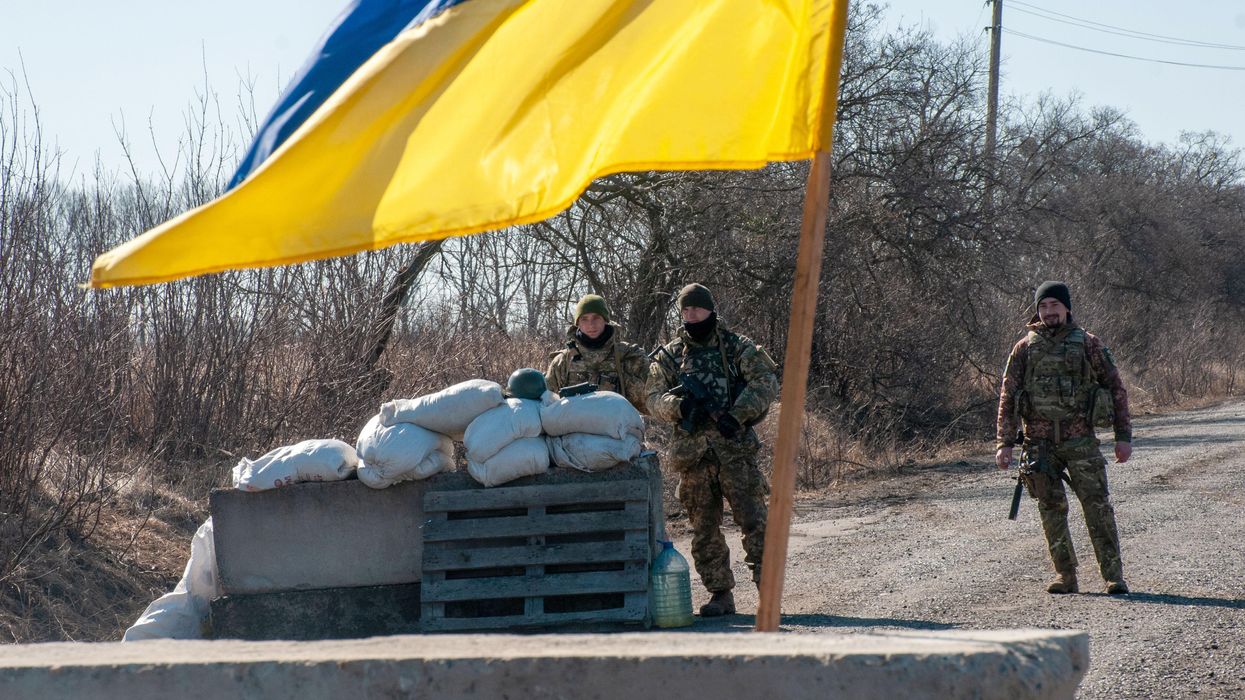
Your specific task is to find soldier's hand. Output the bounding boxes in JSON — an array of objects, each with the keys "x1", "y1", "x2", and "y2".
[
  {"x1": 1114, "y1": 442, "x2": 1132, "y2": 463},
  {"x1": 715, "y1": 413, "x2": 743, "y2": 440},
  {"x1": 678, "y1": 397, "x2": 697, "y2": 421},
  {"x1": 995, "y1": 447, "x2": 1013, "y2": 470}
]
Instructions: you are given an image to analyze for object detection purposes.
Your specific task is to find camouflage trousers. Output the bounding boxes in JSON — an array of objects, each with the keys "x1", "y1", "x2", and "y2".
[
  {"x1": 668, "y1": 429, "x2": 769, "y2": 593},
  {"x1": 1022, "y1": 436, "x2": 1124, "y2": 582}
]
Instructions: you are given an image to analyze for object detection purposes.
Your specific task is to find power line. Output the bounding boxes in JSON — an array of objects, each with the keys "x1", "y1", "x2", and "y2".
[
  {"x1": 1009, "y1": 5, "x2": 1245, "y2": 50},
  {"x1": 1008, "y1": 0, "x2": 1245, "y2": 51},
  {"x1": 1005, "y1": 28, "x2": 1245, "y2": 71}
]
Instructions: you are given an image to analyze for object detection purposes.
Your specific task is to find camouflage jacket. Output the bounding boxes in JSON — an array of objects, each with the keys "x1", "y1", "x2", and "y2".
[
  {"x1": 646, "y1": 321, "x2": 779, "y2": 434},
  {"x1": 546, "y1": 323, "x2": 650, "y2": 413},
  {"x1": 996, "y1": 317, "x2": 1132, "y2": 450}
]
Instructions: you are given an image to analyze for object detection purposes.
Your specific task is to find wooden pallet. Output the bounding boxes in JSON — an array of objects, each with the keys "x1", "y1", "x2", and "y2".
[{"x1": 419, "y1": 478, "x2": 653, "y2": 632}]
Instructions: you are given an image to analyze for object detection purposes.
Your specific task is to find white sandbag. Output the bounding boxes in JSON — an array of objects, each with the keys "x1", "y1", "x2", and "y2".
[
  {"x1": 540, "y1": 391, "x2": 645, "y2": 440},
  {"x1": 467, "y1": 436, "x2": 550, "y2": 487},
  {"x1": 355, "y1": 414, "x2": 454, "y2": 488},
  {"x1": 549, "y1": 432, "x2": 643, "y2": 473},
  {"x1": 359, "y1": 449, "x2": 454, "y2": 489},
  {"x1": 463, "y1": 398, "x2": 543, "y2": 463},
  {"x1": 123, "y1": 518, "x2": 218, "y2": 641},
  {"x1": 380, "y1": 379, "x2": 504, "y2": 439},
  {"x1": 231, "y1": 439, "x2": 357, "y2": 492}
]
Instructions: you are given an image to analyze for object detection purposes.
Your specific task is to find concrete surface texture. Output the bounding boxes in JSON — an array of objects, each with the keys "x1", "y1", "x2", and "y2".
[{"x1": 1, "y1": 629, "x2": 1087, "y2": 699}]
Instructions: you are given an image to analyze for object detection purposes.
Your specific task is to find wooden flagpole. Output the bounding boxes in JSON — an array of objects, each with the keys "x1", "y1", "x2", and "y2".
[{"x1": 754, "y1": 1, "x2": 848, "y2": 632}]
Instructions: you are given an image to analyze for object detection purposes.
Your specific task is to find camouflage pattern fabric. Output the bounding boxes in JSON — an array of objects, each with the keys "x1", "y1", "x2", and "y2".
[
  {"x1": 546, "y1": 323, "x2": 650, "y2": 413},
  {"x1": 673, "y1": 432, "x2": 769, "y2": 591},
  {"x1": 646, "y1": 321, "x2": 779, "y2": 591},
  {"x1": 996, "y1": 317, "x2": 1132, "y2": 450},
  {"x1": 1021, "y1": 436, "x2": 1124, "y2": 582}
]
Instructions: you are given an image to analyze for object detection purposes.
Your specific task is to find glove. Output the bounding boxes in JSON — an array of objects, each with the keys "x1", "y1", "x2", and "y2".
[
  {"x1": 678, "y1": 397, "x2": 698, "y2": 421},
  {"x1": 715, "y1": 412, "x2": 743, "y2": 440}
]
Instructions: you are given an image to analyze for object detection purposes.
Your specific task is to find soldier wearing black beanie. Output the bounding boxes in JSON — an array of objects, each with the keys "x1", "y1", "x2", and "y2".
[
  {"x1": 995, "y1": 279, "x2": 1134, "y2": 597},
  {"x1": 1034, "y1": 281, "x2": 1072, "y2": 311}
]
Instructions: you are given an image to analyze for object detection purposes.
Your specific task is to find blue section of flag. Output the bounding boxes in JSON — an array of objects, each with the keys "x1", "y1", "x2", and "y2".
[{"x1": 229, "y1": 0, "x2": 467, "y2": 188}]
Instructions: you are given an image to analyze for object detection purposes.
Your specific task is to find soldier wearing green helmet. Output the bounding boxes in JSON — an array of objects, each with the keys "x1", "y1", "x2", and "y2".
[{"x1": 546, "y1": 293, "x2": 650, "y2": 412}]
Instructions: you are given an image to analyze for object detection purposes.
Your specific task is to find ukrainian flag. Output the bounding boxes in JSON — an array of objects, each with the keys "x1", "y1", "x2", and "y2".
[{"x1": 90, "y1": 0, "x2": 848, "y2": 288}]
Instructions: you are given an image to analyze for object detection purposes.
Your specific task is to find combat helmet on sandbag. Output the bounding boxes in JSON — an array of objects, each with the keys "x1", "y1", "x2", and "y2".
[{"x1": 506, "y1": 368, "x2": 548, "y2": 400}]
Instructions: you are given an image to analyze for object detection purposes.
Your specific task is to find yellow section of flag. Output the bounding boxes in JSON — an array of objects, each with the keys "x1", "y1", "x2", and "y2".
[{"x1": 90, "y1": 0, "x2": 848, "y2": 288}]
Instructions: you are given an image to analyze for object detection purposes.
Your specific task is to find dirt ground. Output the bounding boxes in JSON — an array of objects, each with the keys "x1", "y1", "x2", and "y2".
[{"x1": 671, "y1": 401, "x2": 1245, "y2": 699}]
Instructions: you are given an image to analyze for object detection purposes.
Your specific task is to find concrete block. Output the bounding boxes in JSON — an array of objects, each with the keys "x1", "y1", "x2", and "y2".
[
  {"x1": 0, "y1": 629, "x2": 1089, "y2": 700},
  {"x1": 210, "y1": 479, "x2": 427, "y2": 594},
  {"x1": 209, "y1": 584, "x2": 420, "y2": 641}
]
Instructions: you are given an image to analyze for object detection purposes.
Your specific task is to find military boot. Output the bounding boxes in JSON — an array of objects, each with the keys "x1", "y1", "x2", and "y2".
[
  {"x1": 1105, "y1": 579, "x2": 1129, "y2": 595},
  {"x1": 699, "y1": 590, "x2": 736, "y2": 617},
  {"x1": 1046, "y1": 571, "x2": 1079, "y2": 594}
]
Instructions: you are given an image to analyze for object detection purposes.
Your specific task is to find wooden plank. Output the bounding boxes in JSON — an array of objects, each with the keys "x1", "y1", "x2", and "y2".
[
  {"x1": 420, "y1": 604, "x2": 647, "y2": 632},
  {"x1": 423, "y1": 540, "x2": 649, "y2": 571},
  {"x1": 424, "y1": 480, "x2": 649, "y2": 513},
  {"x1": 420, "y1": 512, "x2": 448, "y2": 624},
  {"x1": 422, "y1": 508, "x2": 648, "y2": 542},
  {"x1": 422, "y1": 569, "x2": 648, "y2": 603},
  {"x1": 524, "y1": 509, "x2": 545, "y2": 618},
  {"x1": 638, "y1": 451, "x2": 667, "y2": 548}
]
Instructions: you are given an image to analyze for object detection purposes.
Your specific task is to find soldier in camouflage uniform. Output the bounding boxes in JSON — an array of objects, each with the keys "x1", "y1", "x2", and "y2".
[
  {"x1": 646, "y1": 283, "x2": 779, "y2": 617},
  {"x1": 546, "y1": 294, "x2": 650, "y2": 413},
  {"x1": 996, "y1": 281, "x2": 1133, "y2": 595}
]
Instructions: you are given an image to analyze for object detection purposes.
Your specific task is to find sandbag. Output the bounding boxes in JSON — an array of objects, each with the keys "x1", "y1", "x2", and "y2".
[
  {"x1": 463, "y1": 398, "x2": 543, "y2": 463},
  {"x1": 540, "y1": 391, "x2": 644, "y2": 440},
  {"x1": 231, "y1": 439, "x2": 358, "y2": 492},
  {"x1": 467, "y1": 436, "x2": 550, "y2": 487},
  {"x1": 356, "y1": 414, "x2": 454, "y2": 488},
  {"x1": 380, "y1": 379, "x2": 504, "y2": 439},
  {"x1": 549, "y1": 432, "x2": 642, "y2": 473},
  {"x1": 123, "y1": 518, "x2": 218, "y2": 641}
]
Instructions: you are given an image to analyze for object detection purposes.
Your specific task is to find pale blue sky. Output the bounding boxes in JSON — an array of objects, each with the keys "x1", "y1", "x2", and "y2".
[
  {"x1": 883, "y1": 0, "x2": 1245, "y2": 150},
  {"x1": 2, "y1": 1, "x2": 1244, "y2": 181}
]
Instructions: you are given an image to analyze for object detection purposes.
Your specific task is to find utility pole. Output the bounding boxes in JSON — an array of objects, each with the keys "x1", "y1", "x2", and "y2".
[{"x1": 985, "y1": 0, "x2": 1003, "y2": 162}]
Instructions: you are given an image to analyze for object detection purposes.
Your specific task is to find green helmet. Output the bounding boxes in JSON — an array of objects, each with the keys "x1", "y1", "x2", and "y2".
[{"x1": 506, "y1": 368, "x2": 547, "y2": 400}]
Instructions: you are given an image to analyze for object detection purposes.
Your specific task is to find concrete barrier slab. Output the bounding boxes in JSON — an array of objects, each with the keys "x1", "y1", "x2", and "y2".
[
  {"x1": 210, "y1": 454, "x2": 663, "y2": 596},
  {"x1": 0, "y1": 629, "x2": 1087, "y2": 700}
]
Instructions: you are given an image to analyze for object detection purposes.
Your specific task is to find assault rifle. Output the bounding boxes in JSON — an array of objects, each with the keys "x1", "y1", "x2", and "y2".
[
  {"x1": 1008, "y1": 430, "x2": 1025, "y2": 521},
  {"x1": 559, "y1": 381, "x2": 597, "y2": 398},
  {"x1": 650, "y1": 345, "x2": 740, "y2": 438},
  {"x1": 1008, "y1": 435, "x2": 1071, "y2": 520},
  {"x1": 670, "y1": 372, "x2": 724, "y2": 433}
]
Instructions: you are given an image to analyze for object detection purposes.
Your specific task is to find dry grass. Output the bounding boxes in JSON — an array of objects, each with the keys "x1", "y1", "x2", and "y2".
[{"x1": 0, "y1": 457, "x2": 209, "y2": 643}]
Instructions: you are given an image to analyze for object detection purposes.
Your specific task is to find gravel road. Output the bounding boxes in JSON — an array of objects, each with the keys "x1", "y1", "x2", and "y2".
[{"x1": 672, "y1": 401, "x2": 1245, "y2": 698}]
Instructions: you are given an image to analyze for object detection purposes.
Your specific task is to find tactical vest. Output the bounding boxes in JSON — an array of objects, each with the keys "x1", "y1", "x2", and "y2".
[
  {"x1": 1020, "y1": 327, "x2": 1113, "y2": 429},
  {"x1": 560, "y1": 340, "x2": 628, "y2": 396},
  {"x1": 667, "y1": 330, "x2": 769, "y2": 426}
]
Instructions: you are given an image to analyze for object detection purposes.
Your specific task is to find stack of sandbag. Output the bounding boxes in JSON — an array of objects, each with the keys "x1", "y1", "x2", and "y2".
[
  {"x1": 123, "y1": 518, "x2": 218, "y2": 640},
  {"x1": 231, "y1": 439, "x2": 358, "y2": 492},
  {"x1": 355, "y1": 414, "x2": 455, "y2": 488},
  {"x1": 380, "y1": 378, "x2": 504, "y2": 440},
  {"x1": 541, "y1": 391, "x2": 644, "y2": 472},
  {"x1": 463, "y1": 397, "x2": 549, "y2": 486}
]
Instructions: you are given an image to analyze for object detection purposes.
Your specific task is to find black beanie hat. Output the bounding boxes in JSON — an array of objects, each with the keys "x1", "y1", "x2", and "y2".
[
  {"x1": 1034, "y1": 281, "x2": 1072, "y2": 310},
  {"x1": 676, "y1": 283, "x2": 715, "y2": 311}
]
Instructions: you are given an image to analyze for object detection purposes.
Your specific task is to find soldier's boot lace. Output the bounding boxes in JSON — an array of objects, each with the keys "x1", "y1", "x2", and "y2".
[
  {"x1": 699, "y1": 590, "x2": 736, "y2": 617},
  {"x1": 1105, "y1": 579, "x2": 1129, "y2": 595},
  {"x1": 1046, "y1": 571, "x2": 1079, "y2": 594}
]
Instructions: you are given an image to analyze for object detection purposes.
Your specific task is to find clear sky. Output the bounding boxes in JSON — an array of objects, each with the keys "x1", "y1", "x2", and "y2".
[
  {"x1": 882, "y1": 0, "x2": 1245, "y2": 150},
  {"x1": 3, "y1": 1, "x2": 1244, "y2": 180}
]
